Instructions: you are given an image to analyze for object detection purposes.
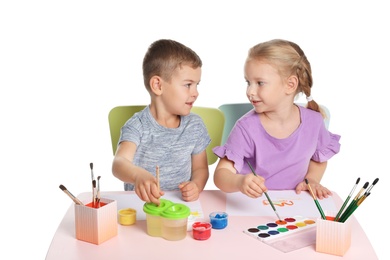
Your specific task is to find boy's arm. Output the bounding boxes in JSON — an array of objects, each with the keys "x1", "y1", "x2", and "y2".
[
  {"x1": 190, "y1": 150, "x2": 209, "y2": 191},
  {"x1": 112, "y1": 141, "x2": 161, "y2": 204},
  {"x1": 179, "y1": 150, "x2": 209, "y2": 201}
]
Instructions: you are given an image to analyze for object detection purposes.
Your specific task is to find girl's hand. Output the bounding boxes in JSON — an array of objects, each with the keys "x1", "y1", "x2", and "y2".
[
  {"x1": 295, "y1": 180, "x2": 332, "y2": 199},
  {"x1": 239, "y1": 174, "x2": 267, "y2": 198}
]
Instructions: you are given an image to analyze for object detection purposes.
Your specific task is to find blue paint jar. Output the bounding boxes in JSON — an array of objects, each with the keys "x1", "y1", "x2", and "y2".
[{"x1": 209, "y1": 212, "x2": 228, "y2": 229}]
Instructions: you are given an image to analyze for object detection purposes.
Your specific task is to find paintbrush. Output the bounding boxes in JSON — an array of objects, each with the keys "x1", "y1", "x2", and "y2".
[
  {"x1": 59, "y1": 184, "x2": 83, "y2": 205},
  {"x1": 337, "y1": 181, "x2": 369, "y2": 222},
  {"x1": 339, "y1": 178, "x2": 378, "y2": 222},
  {"x1": 339, "y1": 192, "x2": 371, "y2": 223},
  {"x1": 156, "y1": 166, "x2": 160, "y2": 191},
  {"x1": 305, "y1": 179, "x2": 326, "y2": 220},
  {"x1": 90, "y1": 162, "x2": 94, "y2": 181},
  {"x1": 97, "y1": 176, "x2": 101, "y2": 206},
  {"x1": 334, "y1": 177, "x2": 360, "y2": 221},
  {"x1": 92, "y1": 179, "x2": 96, "y2": 207},
  {"x1": 246, "y1": 160, "x2": 281, "y2": 221},
  {"x1": 365, "y1": 178, "x2": 379, "y2": 195}
]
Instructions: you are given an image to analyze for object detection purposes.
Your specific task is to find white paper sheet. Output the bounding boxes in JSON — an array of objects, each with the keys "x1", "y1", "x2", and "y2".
[{"x1": 226, "y1": 190, "x2": 337, "y2": 218}]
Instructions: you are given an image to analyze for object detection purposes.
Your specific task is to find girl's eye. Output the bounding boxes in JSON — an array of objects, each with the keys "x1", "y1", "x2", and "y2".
[
  {"x1": 185, "y1": 83, "x2": 191, "y2": 88},
  {"x1": 257, "y1": 81, "x2": 265, "y2": 86}
]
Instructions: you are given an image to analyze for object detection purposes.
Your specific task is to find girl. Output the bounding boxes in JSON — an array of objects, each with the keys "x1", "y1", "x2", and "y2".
[{"x1": 213, "y1": 39, "x2": 340, "y2": 199}]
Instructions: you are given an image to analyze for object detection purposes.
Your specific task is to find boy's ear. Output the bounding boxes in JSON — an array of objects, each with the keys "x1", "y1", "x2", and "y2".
[
  {"x1": 149, "y1": 76, "x2": 163, "y2": 95},
  {"x1": 286, "y1": 75, "x2": 298, "y2": 95}
]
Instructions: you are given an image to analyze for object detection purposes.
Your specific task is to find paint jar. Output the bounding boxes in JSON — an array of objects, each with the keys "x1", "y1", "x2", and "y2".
[
  {"x1": 316, "y1": 211, "x2": 352, "y2": 256},
  {"x1": 160, "y1": 203, "x2": 190, "y2": 241},
  {"x1": 143, "y1": 199, "x2": 173, "y2": 237},
  {"x1": 209, "y1": 212, "x2": 228, "y2": 229},
  {"x1": 118, "y1": 208, "x2": 136, "y2": 226},
  {"x1": 192, "y1": 222, "x2": 211, "y2": 240}
]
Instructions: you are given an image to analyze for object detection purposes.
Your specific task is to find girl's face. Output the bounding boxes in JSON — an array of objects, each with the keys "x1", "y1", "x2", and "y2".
[
  {"x1": 244, "y1": 59, "x2": 288, "y2": 113},
  {"x1": 161, "y1": 65, "x2": 201, "y2": 116}
]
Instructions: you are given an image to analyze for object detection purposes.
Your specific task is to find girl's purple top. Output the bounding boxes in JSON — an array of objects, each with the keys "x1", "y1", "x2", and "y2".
[{"x1": 213, "y1": 106, "x2": 341, "y2": 190}]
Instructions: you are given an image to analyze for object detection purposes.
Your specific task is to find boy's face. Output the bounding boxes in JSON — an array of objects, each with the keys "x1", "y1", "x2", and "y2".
[{"x1": 161, "y1": 65, "x2": 201, "y2": 116}]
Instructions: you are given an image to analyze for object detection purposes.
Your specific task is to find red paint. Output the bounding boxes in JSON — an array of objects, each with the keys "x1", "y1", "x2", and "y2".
[
  {"x1": 326, "y1": 216, "x2": 335, "y2": 221},
  {"x1": 86, "y1": 202, "x2": 107, "y2": 208},
  {"x1": 286, "y1": 225, "x2": 298, "y2": 230},
  {"x1": 192, "y1": 222, "x2": 211, "y2": 240}
]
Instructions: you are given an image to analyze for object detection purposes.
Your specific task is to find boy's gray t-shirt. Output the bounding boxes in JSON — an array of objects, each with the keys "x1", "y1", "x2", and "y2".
[{"x1": 119, "y1": 106, "x2": 211, "y2": 191}]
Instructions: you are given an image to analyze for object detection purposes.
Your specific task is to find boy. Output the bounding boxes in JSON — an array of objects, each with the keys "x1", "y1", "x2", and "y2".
[{"x1": 112, "y1": 39, "x2": 210, "y2": 205}]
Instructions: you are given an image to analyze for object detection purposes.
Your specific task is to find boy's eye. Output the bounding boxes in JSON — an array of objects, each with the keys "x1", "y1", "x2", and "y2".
[{"x1": 185, "y1": 83, "x2": 191, "y2": 88}]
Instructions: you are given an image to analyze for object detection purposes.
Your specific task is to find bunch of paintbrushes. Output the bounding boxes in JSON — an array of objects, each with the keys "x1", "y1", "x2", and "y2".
[
  {"x1": 90, "y1": 162, "x2": 102, "y2": 208},
  {"x1": 59, "y1": 162, "x2": 102, "y2": 208},
  {"x1": 334, "y1": 177, "x2": 379, "y2": 222}
]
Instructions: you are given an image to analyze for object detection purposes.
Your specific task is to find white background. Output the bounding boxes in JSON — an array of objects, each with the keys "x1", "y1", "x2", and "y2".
[{"x1": 1, "y1": 1, "x2": 388, "y2": 259}]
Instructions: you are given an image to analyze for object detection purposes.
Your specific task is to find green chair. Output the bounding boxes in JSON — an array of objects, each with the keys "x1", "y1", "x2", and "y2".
[
  {"x1": 191, "y1": 106, "x2": 225, "y2": 165},
  {"x1": 218, "y1": 102, "x2": 331, "y2": 145},
  {"x1": 218, "y1": 103, "x2": 253, "y2": 145},
  {"x1": 108, "y1": 105, "x2": 146, "y2": 156},
  {"x1": 108, "y1": 105, "x2": 225, "y2": 165}
]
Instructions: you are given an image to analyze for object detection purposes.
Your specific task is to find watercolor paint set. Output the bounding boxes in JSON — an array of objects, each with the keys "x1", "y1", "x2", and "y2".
[{"x1": 243, "y1": 216, "x2": 317, "y2": 252}]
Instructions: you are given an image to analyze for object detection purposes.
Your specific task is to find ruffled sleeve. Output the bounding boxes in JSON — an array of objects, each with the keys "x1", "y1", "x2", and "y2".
[{"x1": 312, "y1": 132, "x2": 341, "y2": 162}]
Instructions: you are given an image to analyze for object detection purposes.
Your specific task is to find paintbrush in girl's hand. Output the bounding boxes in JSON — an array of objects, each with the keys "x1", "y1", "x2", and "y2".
[
  {"x1": 246, "y1": 160, "x2": 281, "y2": 221},
  {"x1": 59, "y1": 184, "x2": 83, "y2": 205}
]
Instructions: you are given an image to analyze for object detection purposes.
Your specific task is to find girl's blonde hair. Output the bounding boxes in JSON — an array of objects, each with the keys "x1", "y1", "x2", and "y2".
[{"x1": 247, "y1": 39, "x2": 324, "y2": 116}]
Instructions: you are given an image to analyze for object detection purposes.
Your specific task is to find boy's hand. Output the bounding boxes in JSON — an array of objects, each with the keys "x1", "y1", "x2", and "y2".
[
  {"x1": 134, "y1": 172, "x2": 163, "y2": 205},
  {"x1": 239, "y1": 174, "x2": 267, "y2": 198},
  {"x1": 179, "y1": 181, "x2": 200, "y2": 202}
]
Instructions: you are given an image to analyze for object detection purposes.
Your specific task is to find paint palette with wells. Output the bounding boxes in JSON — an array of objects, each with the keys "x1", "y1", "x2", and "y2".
[{"x1": 243, "y1": 216, "x2": 316, "y2": 242}]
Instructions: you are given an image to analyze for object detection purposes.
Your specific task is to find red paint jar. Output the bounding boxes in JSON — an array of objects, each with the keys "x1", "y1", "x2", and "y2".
[{"x1": 192, "y1": 222, "x2": 211, "y2": 240}]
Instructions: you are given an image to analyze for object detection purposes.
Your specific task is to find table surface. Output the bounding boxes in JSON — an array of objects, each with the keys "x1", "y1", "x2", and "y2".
[{"x1": 46, "y1": 190, "x2": 378, "y2": 260}]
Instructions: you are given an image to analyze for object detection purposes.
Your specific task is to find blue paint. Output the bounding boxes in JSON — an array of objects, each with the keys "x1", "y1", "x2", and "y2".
[{"x1": 209, "y1": 212, "x2": 228, "y2": 229}]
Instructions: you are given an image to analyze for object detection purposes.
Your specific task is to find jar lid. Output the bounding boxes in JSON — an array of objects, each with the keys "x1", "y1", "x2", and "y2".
[
  {"x1": 160, "y1": 204, "x2": 190, "y2": 219},
  {"x1": 143, "y1": 199, "x2": 173, "y2": 215}
]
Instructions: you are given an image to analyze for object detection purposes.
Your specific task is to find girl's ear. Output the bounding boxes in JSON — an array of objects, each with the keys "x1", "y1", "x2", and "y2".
[
  {"x1": 286, "y1": 75, "x2": 298, "y2": 95},
  {"x1": 150, "y1": 76, "x2": 163, "y2": 95}
]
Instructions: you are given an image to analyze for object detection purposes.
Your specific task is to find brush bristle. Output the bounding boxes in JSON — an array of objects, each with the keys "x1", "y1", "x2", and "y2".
[
  {"x1": 90, "y1": 162, "x2": 93, "y2": 169},
  {"x1": 363, "y1": 182, "x2": 369, "y2": 189},
  {"x1": 59, "y1": 184, "x2": 66, "y2": 191},
  {"x1": 97, "y1": 176, "x2": 101, "y2": 180},
  {"x1": 304, "y1": 178, "x2": 309, "y2": 184},
  {"x1": 356, "y1": 177, "x2": 360, "y2": 184},
  {"x1": 373, "y1": 178, "x2": 379, "y2": 185}
]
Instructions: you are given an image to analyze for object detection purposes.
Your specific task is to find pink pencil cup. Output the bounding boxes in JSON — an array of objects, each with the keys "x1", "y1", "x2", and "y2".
[
  {"x1": 316, "y1": 211, "x2": 351, "y2": 256},
  {"x1": 75, "y1": 198, "x2": 118, "y2": 245}
]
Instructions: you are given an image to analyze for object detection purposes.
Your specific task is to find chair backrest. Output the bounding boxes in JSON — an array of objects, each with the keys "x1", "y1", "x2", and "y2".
[
  {"x1": 108, "y1": 105, "x2": 146, "y2": 156},
  {"x1": 218, "y1": 102, "x2": 330, "y2": 145},
  {"x1": 191, "y1": 106, "x2": 225, "y2": 165},
  {"x1": 108, "y1": 105, "x2": 225, "y2": 165},
  {"x1": 218, "y1": 103, "x2": 253, "y2": 144}
]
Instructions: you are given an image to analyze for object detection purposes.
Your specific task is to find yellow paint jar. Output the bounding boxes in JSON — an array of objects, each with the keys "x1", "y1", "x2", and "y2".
[{"x1": 118, "y1": 208, "x2": 136, "y2": 226}]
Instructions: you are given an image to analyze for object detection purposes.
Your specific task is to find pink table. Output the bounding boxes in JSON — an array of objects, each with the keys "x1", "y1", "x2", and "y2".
[{"x1": 46, "y1": 190, "x2": 377, "y2": 259}]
